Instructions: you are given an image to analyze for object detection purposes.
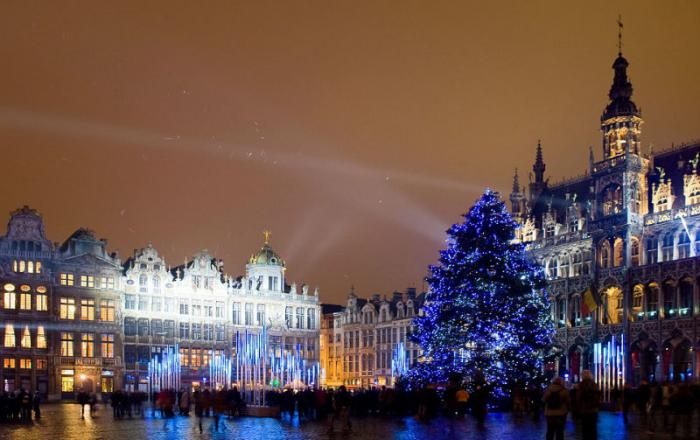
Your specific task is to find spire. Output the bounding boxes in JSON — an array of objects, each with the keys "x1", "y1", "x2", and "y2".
[
  {"x1": 512, "y1": 168, "x2": 520, "y2": 194},
  {"x1": 602, "y1": 16, "x2": 639, "y2": 120},
  {"x1": 533, "y1": 140, "x2": 545, "y2": 184}
]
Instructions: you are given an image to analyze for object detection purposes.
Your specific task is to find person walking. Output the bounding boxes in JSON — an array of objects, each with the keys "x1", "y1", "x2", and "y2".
[
  {"x1": 621, "y1": 383, "x2": 634, "y2": 423},
  {"x1": 543, "y1": 377, "x2": 570, "y2": 440},
  {"x1": 32, "y1": 391, "x2": 41, "y2": 420},
  {"x1": 576, "y1": 371, "x2": 600, "y2": 440}
]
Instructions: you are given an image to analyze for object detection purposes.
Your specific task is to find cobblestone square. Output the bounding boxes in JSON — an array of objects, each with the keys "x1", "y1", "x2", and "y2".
[{"x1": 0, "y1": 404, "x2": 697, "y2": 440}]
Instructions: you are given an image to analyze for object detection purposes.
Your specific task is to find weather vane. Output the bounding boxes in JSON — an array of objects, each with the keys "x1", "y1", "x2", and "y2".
[
  {"x1": 263, "y1": 229, "x2": 271, "y2": 244},
  {"x1": 617, "y1": 14, "x2": 624, "y2": 55}
]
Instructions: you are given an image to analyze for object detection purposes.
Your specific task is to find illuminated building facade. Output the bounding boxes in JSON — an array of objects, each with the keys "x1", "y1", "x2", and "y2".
[
  {"x1": 121, "y1": 239, "x2": 321, "y2": 391},
  {"x1": 0, "y1": 207, "x2": 320, "y2": 399},
  {"x1": 320, "y1": 288, "x2": 424, "y2": 388},
  {"x1": 510, "y1": 49, "x2": 700, "y2": 387}
]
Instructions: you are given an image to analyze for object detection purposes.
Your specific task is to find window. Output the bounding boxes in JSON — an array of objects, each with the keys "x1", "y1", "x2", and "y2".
[
  {"x1": 152, "y1": 297, "x2": 162, "y2": 312},
  {"x1": 245, "y1": 303, "x2": 253, "y2": 325},
  {"x1": 100, "y1": 300, "x2": 115, "y2": 321},
  {"x1": 164, "y1": 320, "x2": 175, "y2": 338},
  {"x1": 179, "y1": 322, "x2": 190, "y2": 339},
  {"x1": 663, "y1": 282, "x2": 676, "y2": 317},
  {"x1": 19, "y1": 287, "x2": 31, "y2": 310},
  {"x1": 285, "y1": 306, "x2": 293, "y2": 328},
  {"x1": 80, "y1": 275, "x2": 95, "y2": 288},
  {"x1": 125, "y1": 294, "x2": 136, "y2": 310},
  {"x1": 4, "y1": 324, "x2": 16, "y2": 347},
  {"x1": 203, "y1": 324, "x2": 213, "y2": 340},
  {"x1": 36, "y1": 289, "x2": 48, "y2": 312},
  {"x1": 138, "y1": 296, "x2": 149, "y2": 311},
  {"x1": 81, "y1": 333, "x2": 94, "y2": 357},
  {"x1": 268, "y1": 276, "x2": 278, "y2": 291},
  {"x1": 36, "y1": 358, "x2": 47, "y2": 369},
  {"x1": 256, "y1": 304, "x2": 265, "y2": 326},
  {"x1": 662, "y1": 233, "x2": 674, "y2": 262},
  {"x1": 192, "y1": 323, "x2": 201, "y2": 339},
  {"x1": 557, "y1": 298, "x2": 566, "y2": 327},
  {"x1": 571, "y1": 297, "x2": 581, "y2": 326},
  {"x1": 679, "y1": 280, "x2": 693, "y2": 316},
  {"x1": 60, "y1": 273, "x2": 74, "y2": 286},
  {"x1": 179, "y1": 300, "x2": 189, "y2": 315},
  {"x1": 192, "y1": 303, "x2": 202, "y2": 316},
  {"x1": 164, "y1": 298, "x2": 175, "y2": 313},
  {"x1": 101, "y1": 334, "x2": 114, "y2": 358},
  {"x1": 631, "y1": 240, "x2": 640, "y2": 266},
  {"x1": 232, "y1": 303, "x2": 241, "y2": 325},
  {"x1": 80, "y1": 299, "x2": 95, "y2": 320},
  {"x1": 646, "y1": 238, "x2": 658, "y2": 264},
  {"x1": 100, "y1": 277, "x2": 115, "y2": 289},
  {"x1": 215, "y1": 324, "x2": 225, "y2": 341},
  {"x1": 602, "y1": 185, "x2": 622, "y2": 216},
  {"x1": 202, "y1": 350, "x2": 211, "y2": 367},
  {"x1": 3, "y1": 285, "x2": 16, "y2": 309},
  {"x1": 678, "y1": 231, "x2": 691, "y2": 259},
  {"x1": 138, "y1": 319, "x2": 149, "y2": 337},
  {"x1": 61, "y1": 375, "x2": 74, "y2": 392},
  {"x1": 307, "y1": 308, "x2": 316, "y2": 329},
  {"x1": 61, "y1": 332, "x2": 74, "y2": 356},
  {"x1": 19, "y1": 359, "x2": 31, "y2": 369},
  {"x1": 216, "y1": 302, "x2": 224, "y2": 318},
  {"x1": 139, "y1": 274, "x2": 147, "y2": 292},
  {"x1": 152, "y1": 276, "x2": 160, "y2": 290},
  {"x1": 151, "y1": 319, "x2": 163, "y2": 336},
  {"x1": 600, "y1": 242, "x2": 610, "y2": 268},
  {"x1": 204, "y1": 304, "x2": 213, "y2": 317},
  {"x1": 558, "y1": 256, "x2": 569, "y2": 278},
  {"x1": 37, "y1": 326, "x2": 46, "y2": 349},
  {"x1": 20, "y1": 326, "x2": 31, "y2": 348},
  {"x1": 59, "y1": 297, "x2": 76, "y2": 319},
  {"x1": 296, "y1": 307, "x2": 304, "y2": 329},
  {"x1": 3, "y1": 358, "x2": 15, "y2": 369},
  {"x1": 179, "y1": 348, "x2": 189, "y2": 367},
  {"x1": 613, "y1": 238, "x2": 624, "y2": 267},
  {"x1": 190, "y1": 348, "x2": 201, "y2": 368},
  {"x1": 124, "y1": 318, "x2": 136, "y2": 336},
  {"x1": 571, "y1": 252, "x2": 582, "y2": 276}
]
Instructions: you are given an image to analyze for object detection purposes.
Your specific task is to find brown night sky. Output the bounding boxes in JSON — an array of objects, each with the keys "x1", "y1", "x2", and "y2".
[{"x1": 1, "y1": 1, "x2": 699, "y2": 304}]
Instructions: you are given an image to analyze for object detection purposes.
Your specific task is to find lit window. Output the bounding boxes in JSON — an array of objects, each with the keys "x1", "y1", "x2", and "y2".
[
  {"x1": 27, "y1": 261, "x2": 34, "y2": 274},
  {"x1": 61, "y1": 332, "x2": 74, "y2": 356},
  {"x1": 36, "y1": 261, "x2": 42, "y2": 273},
  {"x1": 80, "y1": 275, "x2": 95, "y2": 288},
  {"x1": 36, "y1": 292, "x2": 48, "y2": 312},
  {"x1": 37, "y1": 326, "x2": 47, "y2": 349},
  {"x1": 20, "y1": 326, "x2": 31, "y2": 348},
  {"x1": 100, "y1": 300, "x2": 115, "y2": 322},
  {"x1": 191, "y1": 348, "x2": 202, "y2": 367},
  {"x1": 4, "y1": 324, "x2": 16, "y2": 347},
  {"x1": 81, "y1": 333, "x2": 94, "y2": 358},
  {"x1": 3, "y1": 358, "x2": 16, "y2": 369},
  {"x1": 3, "y1": 287, "x2": 16, "y2": 310},
  {"x1": 19, "y1": 358, "x2": 31, "y2": 369},
  {"x1": 80, "y1": 299, "x2": 95, "y2": 320},
  {"x1": 19, "y1": 285, "x2": 31, "y2": 307},
  {"x1": 60, "y1": 273, "x2": 74, "y2": 286},
  {"x1": 36, "y1": 358, "x2": 47, "y2": 369},
  {"x1": 179, "y1": 348, "x2": 189, "y2": 367},
  {"x1": 60, "y1": 297, "x2": 76, "y2": 319},
  {"x1": 19, "y1": 260, "x2": 26, "y2": 273},
  {"x1": 101, "y1": 334, "x2": 114, "y2": 358}
]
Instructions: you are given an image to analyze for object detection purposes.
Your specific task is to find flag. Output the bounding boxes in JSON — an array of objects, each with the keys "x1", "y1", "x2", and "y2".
[{"x1": 581, "y1": 288, "x2": 597, "y2": 315}]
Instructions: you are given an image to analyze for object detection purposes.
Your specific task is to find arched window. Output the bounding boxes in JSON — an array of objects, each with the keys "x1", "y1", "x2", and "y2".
[
  {"x1": 613, "y1": 238, "x2": 624, "y2": 267},
  {"x1": 632, "y1": 284, "x2": 644, "y2": 319},
  {"x1": 678, "y1": 231, "x2": 691, "y2": 259},
  {"x1": 557, "y1": 297, "x2": 567, "y2": 328},
  {"x1": 646, "y1": 238, "x2": 659, "y2": 264},
  {"x1": 571, "y1": 252, "x2": 582, "y2": 276},
  {"x1": 547, "y1": 258, "x2": 556, "y2": 279},
  {"x1": 679, "y1": 278, "x2": 693, "y2": 316},
  {"x1": 603, "y1": 287, "x2": 623, "y2": 324},
  {"x1": 646, "y1": 283, "x2": 659, "y2": 319},
  {"x1": 631, "y1": 239, "x2": 640, "y2": 266},
  {"x1": 662, "y1": 233, "x2": 674, "y2": 262},
  {"x1": 570, "y1": 296, "x2": 581, "y2": 326},
  {"x1": 600, "y1": 241, "x2": 611, "y2": 268},
  {"x1": 558, "y1": 256, "x2": 569, "y2": 278},
  {"x1": 602, "y1": 184, "x2": 623, "y2": 216},
  {"x1": 662, "y1": 281, "x2": 677, "y2": 318}
]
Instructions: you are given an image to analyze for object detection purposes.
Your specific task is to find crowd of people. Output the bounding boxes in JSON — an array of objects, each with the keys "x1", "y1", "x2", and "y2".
[{"x1": 0, "y1": 389, "x2": 41, "y2": 423}]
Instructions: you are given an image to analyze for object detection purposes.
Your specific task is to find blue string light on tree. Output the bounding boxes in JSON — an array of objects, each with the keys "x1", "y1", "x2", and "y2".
[{"x1": 407, "y1": 189, "x2": 554, "y2": 401}]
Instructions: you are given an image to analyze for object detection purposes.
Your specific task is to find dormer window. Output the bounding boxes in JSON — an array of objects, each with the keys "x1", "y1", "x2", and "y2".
[
  {"x1": 545, "y1": 223, "x2": 555, "y2": 238},
  {"x1": 602, "y1": 184, "x2": 622, "y2": 216},
  {"x1": 653, "y1": 174, "x2": 674, "y2": 213}
]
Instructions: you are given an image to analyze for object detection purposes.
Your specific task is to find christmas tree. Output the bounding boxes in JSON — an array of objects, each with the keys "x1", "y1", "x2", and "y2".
[{"x1": 409, "y1": 189, "x2": 553, "y2": 399}]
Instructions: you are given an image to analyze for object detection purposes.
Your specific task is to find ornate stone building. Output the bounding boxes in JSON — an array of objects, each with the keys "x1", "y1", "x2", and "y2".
[
  {"x1": 121, "y1": 239, "x2": 321, "y2": 391},
  {"x1": 510, "y1": 49, "x2": 699, "y2": 386},
  {"x1": 0, "y1": 207, "x2": 320, "y2": 399},
  {"x1": 320, "y1": 287, "x2": 425, "y2": 388}
]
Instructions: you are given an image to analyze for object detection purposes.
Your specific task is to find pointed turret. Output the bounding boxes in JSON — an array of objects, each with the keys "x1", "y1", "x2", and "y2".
[
  {"x1": 533, "y1": 140, "x2": 545, "y2": 184},
  {"x1": 509, "y1": 169, "x2": 524, "y2": 218}
]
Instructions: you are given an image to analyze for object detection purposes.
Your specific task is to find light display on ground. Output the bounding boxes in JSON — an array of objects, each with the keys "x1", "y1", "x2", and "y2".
[{"x1": 593, "y1": 334, "x2": 625, "y2": 402}]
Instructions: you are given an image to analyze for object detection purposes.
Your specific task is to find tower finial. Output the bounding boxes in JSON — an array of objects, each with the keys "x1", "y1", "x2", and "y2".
[
  {"x1": 263, "y1": 230, "x2": 271, "y2": 244},
  {"x1": 512, "y1": 168, "x2": 520, "y2": 193},
  {"x1": 617, "y1": 14, "x2": 624, "y2": 56}
]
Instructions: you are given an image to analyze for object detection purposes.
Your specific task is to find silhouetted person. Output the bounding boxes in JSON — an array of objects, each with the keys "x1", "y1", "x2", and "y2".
[{"x1": 543, "y1": 377, "x2": 570, "y2": 440}]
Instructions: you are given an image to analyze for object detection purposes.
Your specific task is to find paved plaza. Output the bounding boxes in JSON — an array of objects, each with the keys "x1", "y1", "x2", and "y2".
[{"x1": 0, "y1": 404, "x2": 697, "y2": 440}]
